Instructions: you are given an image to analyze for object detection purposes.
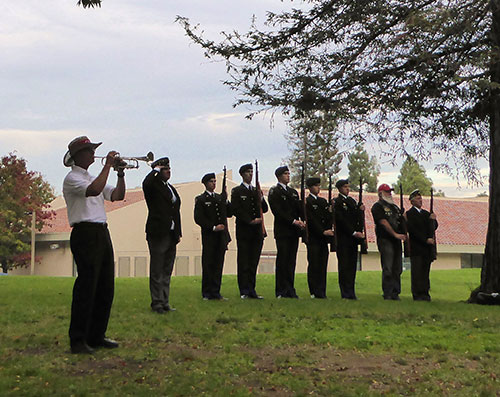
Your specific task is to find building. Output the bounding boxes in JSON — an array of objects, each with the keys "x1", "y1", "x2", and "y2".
[{"x1": 11, "y1": 173, "x2": 488, "y2": 277}]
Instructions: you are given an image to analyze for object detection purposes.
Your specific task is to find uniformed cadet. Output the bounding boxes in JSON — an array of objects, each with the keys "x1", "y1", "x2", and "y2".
[
  {"x1": 371, "y1": 184, "x2": 407, "y2": 300},
  {"x1": 305, "y1": 177, "x2": 334, "y2": 299},
  {"x1": 405, "y1": 189, "x2": 438, "y2": 301},
  {"x1": 268, "y1": 165, "x2": 305, "y2": 298},
  {"x1": 334, "y1": 179, "x2": 365, "y2": 300},
  {"x1": 231, "y1": 163, "x2": 269, "y2": 299},
  {"x1": 194, "y1": 173, "x2": 232, "y2": 300}
]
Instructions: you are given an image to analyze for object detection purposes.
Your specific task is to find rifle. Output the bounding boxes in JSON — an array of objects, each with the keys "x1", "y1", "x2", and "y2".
[
  {"x1": 358, "y1": 177, "x2": 368, "y2": 254},
  {"x1": 300, "y1": 162, "x2": 309, "y2": 244},
  {"x1": 221, "y1": 166, "x2": 231, "y2": 246},
  {"x1": 430, "y1": 187, "x2": 437, "y2": 261},
  {"x1": 399, "y1": 184, "x2": 410, "y2": 257},
  {"x1": 255, "y1": 159, "x2": 267, "y2": 238},
  {"x1": 328, "y1": 174, "x2": 337, "y2": 252}
]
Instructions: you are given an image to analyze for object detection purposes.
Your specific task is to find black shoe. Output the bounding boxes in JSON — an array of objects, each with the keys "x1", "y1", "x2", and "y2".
[
  {"x1": 152, "y1": 307, "x2": 166, "y2": 314},
  {"x1": 240, "y1": 294, "x2": 249, "y2": 299},
  {"x1": 88, "y1": 337, "x2": 119, "y2": 349},
  {"x1": 249, "y1": 295, "x2": 263, "y2": 299},
  {"x1": 163, "y1": 305, "x2": 176, "y2": 312},
  {"x1": 71, "y1": 341, "x2": 95, "y2": 354},
  {"x1": 392, "y1": 295, "x2": 401, "y2": 301}
]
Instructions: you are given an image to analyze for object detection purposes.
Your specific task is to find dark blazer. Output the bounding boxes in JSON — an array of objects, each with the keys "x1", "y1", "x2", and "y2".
[
  {"x1": 268, "y1": 184, "x2": 303, "y2": 239},
  {"x1": 334, "y1": 194, "x2": 361, "y2": 242},
  {"x1": 406, "y1": 207, "x2": 438, "y2": 257},
  {"x1": 306, "y1": 194, "x2": 332, "y2": 244},
  {"x1": 142, "y1": 170, "x2": 181, "y2": 240},
  {"x1": 194, "y1": 191, "x2": 233, "y2": 241},
  {"x1": 231, "y1": 184, "x2": 268, "y2": 240}
]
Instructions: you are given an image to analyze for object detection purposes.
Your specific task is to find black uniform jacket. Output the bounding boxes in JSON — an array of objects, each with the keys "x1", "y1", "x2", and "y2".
[
  {"x1": 231, "y1": 184, "x2": 269, "y2": 240},
  {"x1": 306, "y1": 194, "x2": 332, "y2": 244},
  {"x1": 334, "y1": 194, "x2": 361, "y2": 241},
  {"x1": 268, "y1": 184, "x2": 303, "y2": 239},
  {"x1": 405, "y1": 207, "x2": 438, "y2": 257},
  {"x1": 194, "y1": 191, "x2": 233, "y2": 241},
  {"x1": 142, "y1": 170, "x2": 182, "y2": 240}
]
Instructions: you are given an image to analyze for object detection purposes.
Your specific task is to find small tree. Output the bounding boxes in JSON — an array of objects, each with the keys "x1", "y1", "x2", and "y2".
[
  {"x1": 0, "y1": 153, "x2": 55, "y2": 272},
  {"x1": 286, "y1": 112, "x2": 342, "y2": 189},
  {"x1": 394, "y1": 156, "x2": 434, "y2": 196},
  {"x1": 347, "y1": 144, "x2": 380, "y2": 192}
]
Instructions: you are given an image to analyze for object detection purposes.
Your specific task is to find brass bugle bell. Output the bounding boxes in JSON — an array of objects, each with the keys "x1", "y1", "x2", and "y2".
[{"x1": 96, "y1": 152, "x2": 154, "y2": 169}]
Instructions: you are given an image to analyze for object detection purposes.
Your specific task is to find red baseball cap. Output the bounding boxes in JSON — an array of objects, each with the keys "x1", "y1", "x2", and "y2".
[{"x1": 378, "y1": 183, "x2": 394, "y2": 192}]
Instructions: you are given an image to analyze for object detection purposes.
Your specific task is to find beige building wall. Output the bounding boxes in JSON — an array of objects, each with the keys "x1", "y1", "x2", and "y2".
[{"x1": 12, "y1": 177, "x2": 478, "y2": 277}]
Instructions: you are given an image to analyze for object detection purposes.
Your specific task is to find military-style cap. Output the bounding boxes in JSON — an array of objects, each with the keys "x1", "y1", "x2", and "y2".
[
  {"x1": 306, "y1": 177, "x2": 321, "y2": 188},
  {"x1": 409, "y1": 189, "x2": 421, "y2": 200},
  {"x1": 239, "y1": 163, "x2": 253, "y2": 175},
  {"x1": 378, "y1": 183, "x2": 394, "y2": 192},
  {"x1": 63, "y1": 136, "x2": 102, "y2": 167},
  {"x1": 201, "y1": 172, "x2": 216, "y2": 185},
  {"x1": 151, "y1": 157, "x2": 170, "y2": 169},
  {"x1": 335, "y1": 179, "x2": 349, "y2": 189},
  {"x1": 274, "y1": 165, "x2": 289, "y2": 177}
]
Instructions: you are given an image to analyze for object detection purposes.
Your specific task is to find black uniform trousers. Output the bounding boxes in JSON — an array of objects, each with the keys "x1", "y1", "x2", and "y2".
[
  {"x1": 306, "y1": 241, "x2": 329, "y2": 298},
  {"x1": 275, "y1": 237, "x2": 299, "y2": 297},
  {"x1": 336, "y1": 236, "x2": 358, "y2": 299},
  {"x1": 69, "y1": 222, "x2": 114, "y2": 346},
  {"x1": 147, "y1": 231, "x2": 177, "y2": 310},
  {"x1": 237, "y1": 238, "x2": 264, "y2": 296},
  {"x1": 410, "y1": 255, "x2": 432, "y2": 300},
  {"x1": 377, "y1": 237, "x2": 402, "y2": 299},
  {"x1": 201, "y1": 232, "x2": 227, "y2": 299}
]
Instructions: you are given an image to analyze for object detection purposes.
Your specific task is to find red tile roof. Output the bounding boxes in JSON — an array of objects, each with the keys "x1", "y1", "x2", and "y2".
[{"x1": 41, "y1": 187, "x2": 488, "y2": 247}]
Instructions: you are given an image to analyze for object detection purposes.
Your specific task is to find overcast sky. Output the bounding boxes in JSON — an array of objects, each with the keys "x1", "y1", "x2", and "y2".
[{"x1": 0, "y1": 1, "x2": 489, "y2": 197}]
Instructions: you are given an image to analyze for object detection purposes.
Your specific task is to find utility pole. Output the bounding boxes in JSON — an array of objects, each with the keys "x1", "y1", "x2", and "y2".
[{"x1": 30, "y1": 211, "x2": 35, "y2": 275}]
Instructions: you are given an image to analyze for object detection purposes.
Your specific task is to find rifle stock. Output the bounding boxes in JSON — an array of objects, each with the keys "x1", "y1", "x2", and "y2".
[
  {"x1": 399, "y1": 184, "x2": 410, "y2": 257},
  {"x1": 430, "y1": 188, "x2": 437, "y2": 260},
  {"x1": 300, "y1": 162, "x2": 309, "y2": 244},
  {"x1": 359, "y1": 177, "x2": 368, "y2": 255},
  {"x1": 255, "y1": 160, "x2": 267, "y2": 238},
  {"x1": 221, "y1": 166, "x2": 230, "y2": 246},
  {"x1": 328, "y1": 174, "x2": 337, "y2": 252}
]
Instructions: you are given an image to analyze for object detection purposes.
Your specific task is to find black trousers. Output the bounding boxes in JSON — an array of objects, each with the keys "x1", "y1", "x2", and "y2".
[
  {"x1": 336, "y1": 237, "x2": 358, "y2": 299},
  {"x1": 306, "y1": 241, "x2": 329, "y2": 298},
  {"x1": 410, "y1": 255, "x2": 431, "y2": 300},
  {"x1": 237, "y1": 238, "x2": 264, "y2": 296},
  {"x1": 275, "y1": 237, "x2": 299, "y2": 297},
  {"x1": 69, "y1": 223, "x2": 114, "y2": 345},
  {"x1": 201, "y1": 232, "x2": 227, "y2": 299},
  {"x1": 147, "y1": 231, "x2": 177, "y2": 310},
  {"x1": 377, "y1": 237, "x2": 402, "y2": 298}
]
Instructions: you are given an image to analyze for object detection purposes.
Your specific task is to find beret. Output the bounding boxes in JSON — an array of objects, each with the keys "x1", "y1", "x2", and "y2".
[{"x1": 201, "y1": 172, "x2": 216, "y2": 184}]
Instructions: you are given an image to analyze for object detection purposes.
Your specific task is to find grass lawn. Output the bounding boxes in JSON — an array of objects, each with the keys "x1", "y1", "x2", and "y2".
[{"x1": 0, "y1": 269, "x2": 498, "y2": 396}]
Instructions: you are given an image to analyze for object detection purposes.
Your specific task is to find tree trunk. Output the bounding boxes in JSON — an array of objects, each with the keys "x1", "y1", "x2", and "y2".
[{"x1": 468, "y1": 0, "x2": 500, "y2": 302}]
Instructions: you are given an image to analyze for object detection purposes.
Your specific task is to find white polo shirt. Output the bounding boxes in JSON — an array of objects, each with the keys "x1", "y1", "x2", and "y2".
[{"x1": 63, "y1": 166, "x2": 115, "y2": 226}]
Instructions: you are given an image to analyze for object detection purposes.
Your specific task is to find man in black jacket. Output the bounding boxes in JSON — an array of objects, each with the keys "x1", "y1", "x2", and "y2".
[
  {"x1": 194, "y1": 173, "x2": 232, "y2": 300},
  {"x1": 143, "y1": 157, "x2": 182, "y2": 314},
  {"x1": 371, "y1": 184, "x2": 407, "y2": 300},
  {"x1": 334, "y1": 179, "x2": 365, "y2": 300},
  {"x1": 305, "y1": 177, "x2": 334, "y2": 299},
  {"x1": 231, "y1": 163, "x2": 269, "y2": 299},
  {"x1": 406, "y1": 189, "x2": 438, "y2": 301},
  {"x1": 268, "y1": 166, "x2": 305, "y2": 298}
]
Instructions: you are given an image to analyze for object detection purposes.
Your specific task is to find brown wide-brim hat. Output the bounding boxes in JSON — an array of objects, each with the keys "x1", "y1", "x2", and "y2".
[{"x1": 63, "y1": 136, "x2": 101, "y2": 167}]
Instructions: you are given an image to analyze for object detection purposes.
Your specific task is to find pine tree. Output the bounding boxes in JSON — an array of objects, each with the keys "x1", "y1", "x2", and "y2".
[
  {"x1": 394, "y1": 156, "x2": 433, "y2": 196},
  {"x1": 286, "y1": 112, "x2": 342, "y2": 189},
  {"x1": 347, "y1": 144, "x2": 380, "y2": 192}
]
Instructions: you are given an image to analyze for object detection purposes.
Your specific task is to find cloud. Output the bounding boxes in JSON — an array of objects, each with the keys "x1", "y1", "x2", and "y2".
[{"x1": 0, "y1": 129, "x2": 78, "y2": 156}]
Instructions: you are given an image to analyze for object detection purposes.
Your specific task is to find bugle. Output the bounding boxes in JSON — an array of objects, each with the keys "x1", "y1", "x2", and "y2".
[{"x1": 96, "y1": 151, "x2": 154, "y2": 169}]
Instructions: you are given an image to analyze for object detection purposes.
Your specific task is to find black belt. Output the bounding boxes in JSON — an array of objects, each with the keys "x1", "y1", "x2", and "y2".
[{"x1": 73, "y1": 222, "x2": 108, "y2": 228}]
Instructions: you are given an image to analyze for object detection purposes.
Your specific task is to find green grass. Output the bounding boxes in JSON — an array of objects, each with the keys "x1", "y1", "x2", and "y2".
[{"x1": 1, "y1": 269, "x2": 499, "y2": 396}]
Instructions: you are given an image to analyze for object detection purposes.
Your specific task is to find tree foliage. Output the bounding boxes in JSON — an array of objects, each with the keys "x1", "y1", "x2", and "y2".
[
  {"x1": 393, "y1": 156, "x2": 434, "y2": 196},
  {"x1": 0, "y1": 153, "x2": 55, "y2": 272},
  {"x1": 286, "y1": 112, "x2": 342, "y2": 188},
  {"x1": 347, "y1": 144, "x2": 380, "y2": 192},
  {"x1": 77, "y1": 0, "x2": 101, "y2": 8},
  {"x1": 178, "y1": 0, "x2": 490, "y2": 180}
]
